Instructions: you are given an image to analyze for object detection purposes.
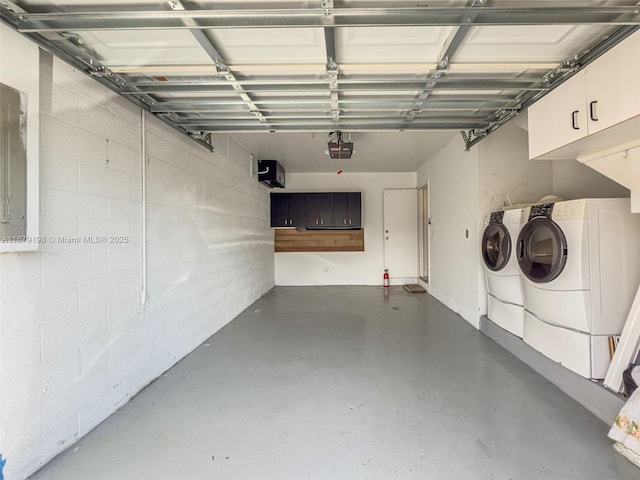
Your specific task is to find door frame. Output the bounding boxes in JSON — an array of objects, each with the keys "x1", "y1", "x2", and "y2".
[
  {"x1": 417, "y1": 182, "x2": 430, "y2": 284},
  {"x1": 383, "y1": 188, "x2": 419, "y2": 284}
]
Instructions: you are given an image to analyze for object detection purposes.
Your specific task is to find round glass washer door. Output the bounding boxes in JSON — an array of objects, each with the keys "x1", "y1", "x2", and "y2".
[
  {"x1": 517, "y1": 217, "x2": 568, "y2": 283},
  {"x1": 481, "y1": 224, "x2": 511, "y2": 272}
]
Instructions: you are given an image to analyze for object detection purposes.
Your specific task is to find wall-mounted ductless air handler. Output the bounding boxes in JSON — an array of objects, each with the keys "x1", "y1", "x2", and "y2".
[{"x1": 258, "y1": 160, "x2": 285, "y2": 188}]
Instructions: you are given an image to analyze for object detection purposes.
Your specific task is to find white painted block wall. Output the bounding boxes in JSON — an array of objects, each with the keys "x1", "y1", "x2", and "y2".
[
  {"x1": 274, "y1": 172, "x2": 416, "y2": 285},
  {"x1": 0, "y1": 50, "x2": 274, "y2": 480}
]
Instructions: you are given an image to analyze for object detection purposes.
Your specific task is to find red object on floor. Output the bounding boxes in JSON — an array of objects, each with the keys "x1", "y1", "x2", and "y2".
[{"x1": 383, "y1": 269, "x2": 390, "y2": 288}]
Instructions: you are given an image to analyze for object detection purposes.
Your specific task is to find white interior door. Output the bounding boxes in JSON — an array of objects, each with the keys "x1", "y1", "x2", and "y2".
[{"x1": 384, "y1": 189, "x2": 418, "y2": 284}]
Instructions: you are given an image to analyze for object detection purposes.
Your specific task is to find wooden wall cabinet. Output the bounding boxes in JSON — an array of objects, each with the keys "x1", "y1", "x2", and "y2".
[
  {"x1": 271, "y1": 192, "x2": 361, "y2": 229},
  {"x1": 305, "y1": 192, "x2": 334, "y2": 227},
  {"x1": 270, "y1": 193, "x2": 305, "y2": 227},
  {"x1": 332, "y1": 192, "x2": 361, "y2": 228}
]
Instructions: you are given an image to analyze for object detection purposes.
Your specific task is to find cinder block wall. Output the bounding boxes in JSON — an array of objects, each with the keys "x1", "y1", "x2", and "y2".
[{"x1": 0, "y1": 51, "x2": 274, "y2": 480}]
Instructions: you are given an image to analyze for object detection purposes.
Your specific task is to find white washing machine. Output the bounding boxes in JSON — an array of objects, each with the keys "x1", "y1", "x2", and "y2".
[
  {"x1": 517, "y1": 198, "x2": 640, "y2": 379},
  {"x1": 481, "y1": 207, "x2": 530, "y2": 337}
]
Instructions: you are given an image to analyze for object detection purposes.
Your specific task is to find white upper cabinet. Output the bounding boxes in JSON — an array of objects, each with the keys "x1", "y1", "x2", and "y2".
[
  {"x1": 585, "y1": 32, "x2": 640, "y2": 136},
  {"x1": 528, "y1": 30, "x2": 640, "y2": 160},
  {"x1": 528, "y1": 71, "x2": 588, "y2": 159}
]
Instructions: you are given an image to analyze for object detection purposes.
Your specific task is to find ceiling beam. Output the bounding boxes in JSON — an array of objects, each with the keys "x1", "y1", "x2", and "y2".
[
  {"x1": 127, "y1": 75, "x2": 545, "y2": 87},
  {"x1": 152, "y1": 95, "x2": 514, "y2": 107},
  {"x1": 13, "y1": 6, "x2": 640, "y2": 32},
  {"x1": 180, "y1": 122, "x2": 487, "y2": 133},
  {"x1": 108, "y1": 62, "x2": 559, "y2": 75},
  {"x1": 151, "y1": 93, "x2": 515, "y2": 104},
  {"x1": 172, "y1": 114, "x2": 491, "y2": 123},
  {"x1": 120, "y1": 79, "x2": 547, "y2": 95}
]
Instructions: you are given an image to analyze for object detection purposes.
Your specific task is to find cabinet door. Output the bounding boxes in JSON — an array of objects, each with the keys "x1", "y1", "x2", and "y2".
[
  {"x1": 318, "y1": 193, "x2": 334, "y2": 227},
  {"x1": 306, "y1": 193, "x2": 334, "y2": 227},
  {"x1": 347, "y1": 192, "x2": 361, "y2": 227},
  {"x1": 305, "y1": 193, "x2": 320, "y2": 227},
  {"x1": 333, "y1": 193, "x2": 349, "y2": 227},
  {"x1": 586, "y1": 30, "x2": 640, "y2": 135},
  {"x1": 270, "y1": 193, "x2": 290, "y2": 227},
  {"x1": 288, "y1": 193, "x2": 306, "y2": 227},
  {"x1": 528, "y1": 71, "x2": 588, "y2": 159}
]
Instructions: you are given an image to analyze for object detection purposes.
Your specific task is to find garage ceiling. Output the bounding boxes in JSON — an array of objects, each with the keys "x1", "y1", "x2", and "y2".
[{"x1": 1, "y1": 0, "x2": 639, "y2": 165}]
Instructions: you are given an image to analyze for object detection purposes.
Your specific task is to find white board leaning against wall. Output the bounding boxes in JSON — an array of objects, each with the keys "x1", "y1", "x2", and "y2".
[{"x1": 0, "y1": 23, "x2": 39, "y2": 252}]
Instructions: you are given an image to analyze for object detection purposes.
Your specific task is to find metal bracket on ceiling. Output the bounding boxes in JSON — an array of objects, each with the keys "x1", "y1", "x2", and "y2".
[
  {"x1": 460, "y1": 128, "x2": 488, "y2": 151},
  {"x1": 189, "y1": 131, "x2": 214, "y2": 150},
  {"x1": 406, "y1": 109, "x2": 420, "y2": 120},
  {"x1": 87, "y1": 62, "x2": 128, "y2": 89},
  {"x1": 327, "y1": 70, "x2": 338, "y2": 89},
  {"x1": 0, "y1": 0, "x2": 20, "y2": 14},
  {"x1": 543, "y1": 55, "x2": 582, "y2": 86},
  {"x1": 436, "y1": 57, "x2": 449, "y2": 73},
  {"x1": 461, "y1": 108, "x2": 518, "y2": 150},
  {"x1": 59, "y1": 31, "x2": 84, "y2": 46}
]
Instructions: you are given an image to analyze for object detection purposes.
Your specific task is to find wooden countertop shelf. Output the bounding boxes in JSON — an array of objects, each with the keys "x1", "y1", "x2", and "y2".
[{"x1": 274, "y1": 229, "x2": 364, "y2": 252}]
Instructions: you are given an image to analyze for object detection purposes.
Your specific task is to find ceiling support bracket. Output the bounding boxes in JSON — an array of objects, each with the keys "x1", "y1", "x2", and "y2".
[{"x1": 460, "y1": 128, "x2": 488, "y2": 151}]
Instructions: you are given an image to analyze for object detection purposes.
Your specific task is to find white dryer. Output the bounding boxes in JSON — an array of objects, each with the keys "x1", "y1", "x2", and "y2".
[
  {"x1": 481, "y1": 207, "x2": 529, "y2": 337},
  {"x1": 517, "y1": 198, "x2": 640, "y2": 379}
]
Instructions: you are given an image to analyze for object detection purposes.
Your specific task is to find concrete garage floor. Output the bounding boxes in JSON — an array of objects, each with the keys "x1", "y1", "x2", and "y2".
[{"x1": 31, "y1": 286, "x2": 639, "y2": 480}]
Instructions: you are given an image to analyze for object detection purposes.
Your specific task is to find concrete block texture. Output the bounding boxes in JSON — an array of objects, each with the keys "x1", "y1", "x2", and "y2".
[{"x1": 0, "y1": 55, "x2": 274, "y2": 480}]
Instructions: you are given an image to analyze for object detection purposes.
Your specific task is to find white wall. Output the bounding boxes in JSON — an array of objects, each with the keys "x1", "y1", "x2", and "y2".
[
  {"x1": 420, "y1": 136, "x2": 480, "y2": 326},
  {"x1": 551, "y1": 159, "x2": 630, "y2": 200},
  {"x1": 274, "y1": 172, "x2": 416, "y2": 285},
  {"x1": 477, "y1": 123, "x2": 553, "y2": 214},
  {"x1": 0, "y1": 50, "x2": 274, "y2": 480},
  {"x1": 476, "y1": 123, "x2": 554, "y2": 315}
]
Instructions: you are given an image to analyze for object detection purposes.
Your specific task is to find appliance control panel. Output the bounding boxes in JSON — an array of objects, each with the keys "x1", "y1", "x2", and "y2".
[
  {"x1": 489, "y1": 211, "x2": 505, "y2": 224},
  {"x1": 553, "y1": 199, "x2": 587, "y2": 220},
  {"x1": 529, "y1": 203, "x2": 554, "y2": 220}
]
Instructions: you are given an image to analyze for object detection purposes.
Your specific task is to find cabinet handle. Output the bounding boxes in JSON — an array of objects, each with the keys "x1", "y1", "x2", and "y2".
[
  {"x1": 344, "y1": 219, "x2": 347, "y2": 225},
  {"x1": 321, "y1": 219, "x2": 324, "y2": 225},
  {"x1": 590, "y1": 100, "x2": 598, "y2": 121},
  {"x1": 349, "y1": 219, "x2": 352, "y2": 225},
  {"x1": 316, "y1": 219, "x2": 319, "y2": 225},
  {"x1": 571, "y1": 110, "x2": 580, "y2": 130}
]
